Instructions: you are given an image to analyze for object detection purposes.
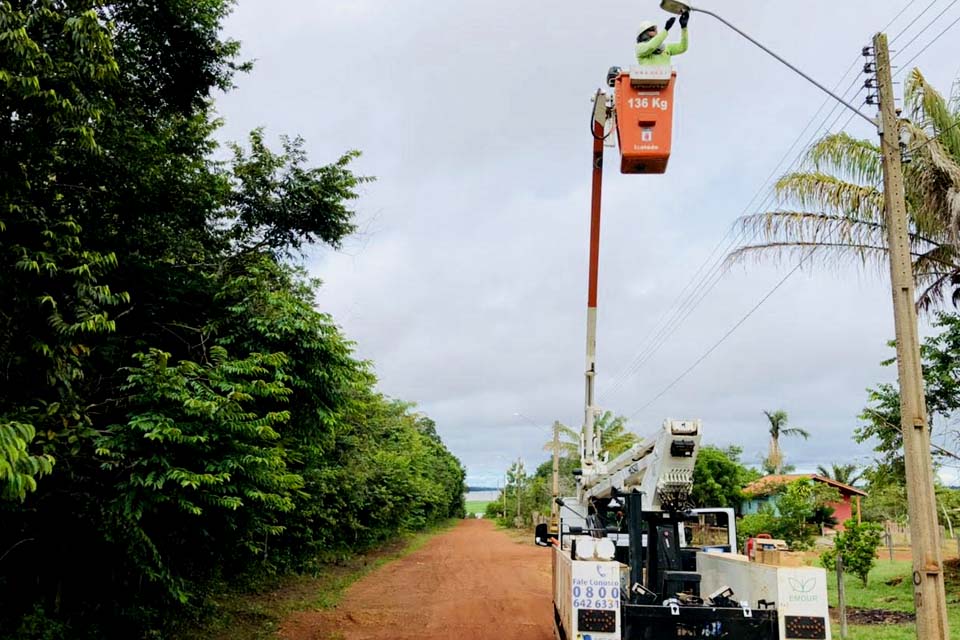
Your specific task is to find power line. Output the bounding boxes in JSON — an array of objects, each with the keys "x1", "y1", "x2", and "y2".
[
  {"x1": 602, "y1": 69, "x2": 867, "y2": 405},
  {"x1": 862, "y1": 407, "x2": 960, "y2": 462},
  {"x1": 890, "y1": 0, "x2": 941, "y2": 44},
  {"x1": 599, "y1": 1, "x2": 919, "y2": 405},
  {"x1": 895, "y1": 11, "x2": 960, "y2": 74},
  {"x1": 628, "y1": 249, "x2": 814, "y2": 419},
  {"x1": 600, "y1": 1, "x2": 921, "y2": 411},
  {"x1": 891, "y1": 0, "x2": 960, "y2": 62},
  {"x1": 911, "y1": 118, "x2": 960, "y2": 150},
  {"x1": 600, "y1": 67, "x2": 859, "y2": 401}
]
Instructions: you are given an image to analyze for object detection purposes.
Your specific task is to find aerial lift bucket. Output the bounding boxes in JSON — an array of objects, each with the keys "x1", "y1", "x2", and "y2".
[{"x1": 614, "y1": 68, "x2": 677, "y2": 174}]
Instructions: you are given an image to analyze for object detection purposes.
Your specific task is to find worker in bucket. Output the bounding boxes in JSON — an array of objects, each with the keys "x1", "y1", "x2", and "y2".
[{"x1": 635, "y1": 9, "x2": 689, "y2": 65}]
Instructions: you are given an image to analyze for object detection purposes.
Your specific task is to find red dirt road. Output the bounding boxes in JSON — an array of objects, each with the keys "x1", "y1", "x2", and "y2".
[{"x1": 280, "y1": 519, "x2": 553, "y2": 640}]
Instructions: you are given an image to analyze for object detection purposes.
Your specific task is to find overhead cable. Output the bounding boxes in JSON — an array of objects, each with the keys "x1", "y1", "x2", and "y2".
[
  {"x1": 890, "y1": 0, "x2": 942, "y2": 45},
  {"x1": 628, "y1": 250, "x2": 814, "y2": 419},
  {"x1": 601, "y1": 70, "x2": 866, "y2": 405},
  {"x1": 895, "y1": 11, "x2": 960, "y2": 74},
  {"x1": 891, "y1": 0, "x2": 960, "y2": 62}
]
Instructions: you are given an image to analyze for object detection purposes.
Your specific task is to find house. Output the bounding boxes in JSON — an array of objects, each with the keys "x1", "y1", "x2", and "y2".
[{"x1": 741, "y1": 474, "x2": 868, "y2": 531}]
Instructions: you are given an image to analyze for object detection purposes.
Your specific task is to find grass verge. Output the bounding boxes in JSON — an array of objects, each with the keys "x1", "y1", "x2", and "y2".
[
  {"x1": 465, "y1": 500, "x2": 490, "y2": 514},
  {"x1": 824, "y1": 557, "x2": 960, "y2": 640},
  {"x1": 174, "y1": 518, "x2": 459, "y2": 640}
]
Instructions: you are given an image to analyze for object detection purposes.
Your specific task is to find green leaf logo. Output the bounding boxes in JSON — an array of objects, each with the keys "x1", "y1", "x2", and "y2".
[{"x1": 788, "y1": 577, "x2": 816, "y2": 593}]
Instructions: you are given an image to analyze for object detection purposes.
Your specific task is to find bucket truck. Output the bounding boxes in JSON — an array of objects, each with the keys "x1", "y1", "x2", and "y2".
[{"x1": 531, "y1": 45, "x2": 833, "y2": 640}]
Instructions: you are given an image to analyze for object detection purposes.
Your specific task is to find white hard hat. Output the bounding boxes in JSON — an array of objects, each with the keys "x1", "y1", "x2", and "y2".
[{"x1": 636, "y1": 20, "x2": 657, "y2": 38}]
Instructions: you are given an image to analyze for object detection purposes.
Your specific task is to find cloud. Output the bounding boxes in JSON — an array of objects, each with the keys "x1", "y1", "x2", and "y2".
[{"x1": 216, "y1": 0, "x2": 960, "y2": 486}]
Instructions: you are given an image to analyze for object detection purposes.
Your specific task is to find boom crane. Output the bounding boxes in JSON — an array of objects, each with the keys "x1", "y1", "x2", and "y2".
[{"x1": 533, "y1": 30, "x2": 835, "y2": 640}]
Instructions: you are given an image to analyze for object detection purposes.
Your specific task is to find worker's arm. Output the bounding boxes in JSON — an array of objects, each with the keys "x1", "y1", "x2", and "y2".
[
  {"x1": 635, "y1": 29, "x2": 669, "y2": 61},
  {"x1": 666, "y1": 28, "x2": 688, "y2": 55}
]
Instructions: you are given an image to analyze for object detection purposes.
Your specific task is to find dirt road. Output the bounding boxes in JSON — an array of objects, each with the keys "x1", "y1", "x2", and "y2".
[{"x1": 280, "y1": 519, "x2": 553, "y2": 640}]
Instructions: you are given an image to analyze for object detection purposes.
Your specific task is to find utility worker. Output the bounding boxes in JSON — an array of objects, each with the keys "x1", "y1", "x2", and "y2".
[{"x1": 635, "y1": 10, "x2": 689, "y2": 66}]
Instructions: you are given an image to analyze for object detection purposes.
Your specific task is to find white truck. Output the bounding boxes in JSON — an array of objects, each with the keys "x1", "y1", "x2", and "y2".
[{"x1": 535, "y1": 419, "x2": 832, "y2": 640}]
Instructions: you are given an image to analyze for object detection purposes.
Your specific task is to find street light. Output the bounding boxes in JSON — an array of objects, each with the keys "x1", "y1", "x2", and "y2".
[{"x1": 658, "y1": 0, "x2": 873, "y2": 125}]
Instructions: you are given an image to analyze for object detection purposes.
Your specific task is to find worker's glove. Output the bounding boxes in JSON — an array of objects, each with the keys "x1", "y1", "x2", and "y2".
[
  {"x1": 679, "y1": 10, "x2": 690, "y2": 28},
  {"x1": 664, "y1": 17, "x2": 676, "y2": 30}
]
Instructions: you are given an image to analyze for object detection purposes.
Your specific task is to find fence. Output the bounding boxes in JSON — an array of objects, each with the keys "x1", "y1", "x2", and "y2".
[{"x1": 883, "y1": 520, "x2": 953, "y2": 545}]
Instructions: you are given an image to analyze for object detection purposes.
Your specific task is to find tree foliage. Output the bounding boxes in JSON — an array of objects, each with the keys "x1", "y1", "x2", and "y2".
[
  {"x1": 820, "y1": 520, "x2": 884, "y2": 586},
  {"x1": 815, "y1": 463, "x2": 862, "y2": 487},
  {"x1": 762, "y1": 410, "x2": 809, "y2": 474},
  {"x1": 690, "y1": 445, "x2": 759, "y2": 510},
  {"x1": 547, "y1": 411, "x2": 638, "y2": 459},
  {"x1": 728, "y1": 70, "x2": 960, "y2": 311},
  {"x1": 739, "y1": 479, "x2": 840, "y2": 550},
  {"x1": 0, "y1": 2, "x2": 465, "y2": 637},
  {"x1": 857, "y1": 312, "x2": 960, "y2": 486}
]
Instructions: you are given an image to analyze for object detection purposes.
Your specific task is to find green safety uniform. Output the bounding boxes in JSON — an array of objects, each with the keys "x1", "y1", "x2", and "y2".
[{"x1": 635, "y1": 28, "x2": 688, "y2": 66}]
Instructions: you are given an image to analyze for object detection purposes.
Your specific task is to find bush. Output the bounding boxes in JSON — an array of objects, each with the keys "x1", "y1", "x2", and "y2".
[
  {"x1": 736, "y1": 508, "x2": 780, "y2": 551},
  {"x1": 820, "y1": 520, "x2": 883, "y2": 586}
]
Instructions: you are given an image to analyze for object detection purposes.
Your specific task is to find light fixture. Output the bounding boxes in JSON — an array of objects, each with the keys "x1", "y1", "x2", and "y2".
[{"x1": 659, "y1": 0, "x2": 691, "y2": 14}]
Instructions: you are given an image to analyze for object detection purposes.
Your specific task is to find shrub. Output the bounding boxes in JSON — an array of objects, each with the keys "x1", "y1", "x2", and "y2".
[{"x1": 820, "y1": 520, "x2": 883, "y2": 586}]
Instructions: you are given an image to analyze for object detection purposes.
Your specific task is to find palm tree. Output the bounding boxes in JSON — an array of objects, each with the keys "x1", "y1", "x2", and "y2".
[
  {"x1": 763, "y1": 410, "x2": 809, "y2": 475},
  {"x1": 544, "y1": 411, "x2": 639, "y2": 459},
  {"x1": 728, "y1": 70, "x2": 960, "y2": 311},
  {"x1": 816, "y1": 463, "x2": 862, "y2": 487}
]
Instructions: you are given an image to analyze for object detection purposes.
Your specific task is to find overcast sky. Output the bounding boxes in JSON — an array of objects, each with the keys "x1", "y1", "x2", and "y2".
[{"x1": 215, "y1": 0, "x2": 960, "y2": 487}]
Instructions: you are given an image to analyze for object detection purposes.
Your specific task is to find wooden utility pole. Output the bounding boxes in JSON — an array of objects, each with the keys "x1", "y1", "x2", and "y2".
[
  {"x1": 837, "y1": 555, "x2": 848, "y2": 639},
  {"x1": 515, "y1": 457, "x2": 524, "y2": 526},
  {"x1": 873, "y1": 32, "x2": 950, "y2": 640},
  {"x1": 503, "y1": 472, "x2": 507, "y2": 518},
  {"x1": 550, "y1": 421, "x2": 560, "y2": 534}
]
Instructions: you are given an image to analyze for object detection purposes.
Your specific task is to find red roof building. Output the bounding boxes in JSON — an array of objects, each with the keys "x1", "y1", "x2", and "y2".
[{"x1": 741, "y1": 474, "x2": 868, "y2": 531}]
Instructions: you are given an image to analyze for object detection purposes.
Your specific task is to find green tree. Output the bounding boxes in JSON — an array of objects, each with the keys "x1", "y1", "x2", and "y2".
[
  {"x1": 820, "y1": 520, "x2": 884, "y2": 586},
  {"x1": 0, "y1": 423, "x2": 54, "y2": 501},
  {"x1": 0, "y1": 2, "x2": 466, "y2": 636},
  {"x1": 762, "y1": 410, "x2": 810, "y2": 475},
  {"x1": 815, "y1": 463, "x2": 862, "y2": 487},
  {"x1": 741, "y1": 479, "x2": 840, "y2": 549},
  {"x1": 95, "y1": 347, "x2": 300, "y2": 603},
  {"x1": 546, "y1": 411, "x2": 638, "y2": 459},
  {"x1": 691, "y1": 445, "x2": 759, "y2": 510},
  {"x1": 0, "y1": 1, "x2": 129, "y2": 502},
  {"x1": 737, "y1": 507, "x2": 780, "y2": 550},
  {"x1": 729, "y1": 70, "x2": 960, "y2": 311},
  {"x1": 857, "y1": 313, "x2": 960, "y2": 486}
]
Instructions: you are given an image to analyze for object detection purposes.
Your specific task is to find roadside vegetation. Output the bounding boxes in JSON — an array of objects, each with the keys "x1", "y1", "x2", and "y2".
[
  {"x1": 174, "y1": 519, "x2": 459, "y2": 640},
  {"x1": 0, "y1": 3, "x2": 465, "y2": 638},
  {"x1": 824, "y1": 559, "x2": 960, "y2": 640}
]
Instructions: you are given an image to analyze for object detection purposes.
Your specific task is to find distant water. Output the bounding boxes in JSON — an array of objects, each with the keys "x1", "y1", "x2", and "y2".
[{"x1": 465, "y1": 490, "x2": 499, "y2": 502}]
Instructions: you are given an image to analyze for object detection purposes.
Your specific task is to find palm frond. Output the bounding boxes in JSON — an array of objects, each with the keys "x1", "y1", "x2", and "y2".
[
  {"x1": 775, "y1": 173, "x2": 884, "y2": 223},
  {"x1": 728, "y1": 70, "x2": 960, "y2": 313},
  {"x1": 733, "y1": 209, "x2": 895, "y2": 250},
  {"x1": 906, "y1": 69, "x2": 960, "y2": 160},
  {"x1": 917, "y1": 271, "x2": 955, "y2": 312},
  {"x1": 804, "y1": 132, "x2": 883, "y2": 186},
  {"x1": 727, "y1": 240, "x2": 891, "y2": 273},
  {"x1": 904, "y1": 121, "x2": 960, "y2": 242}
]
